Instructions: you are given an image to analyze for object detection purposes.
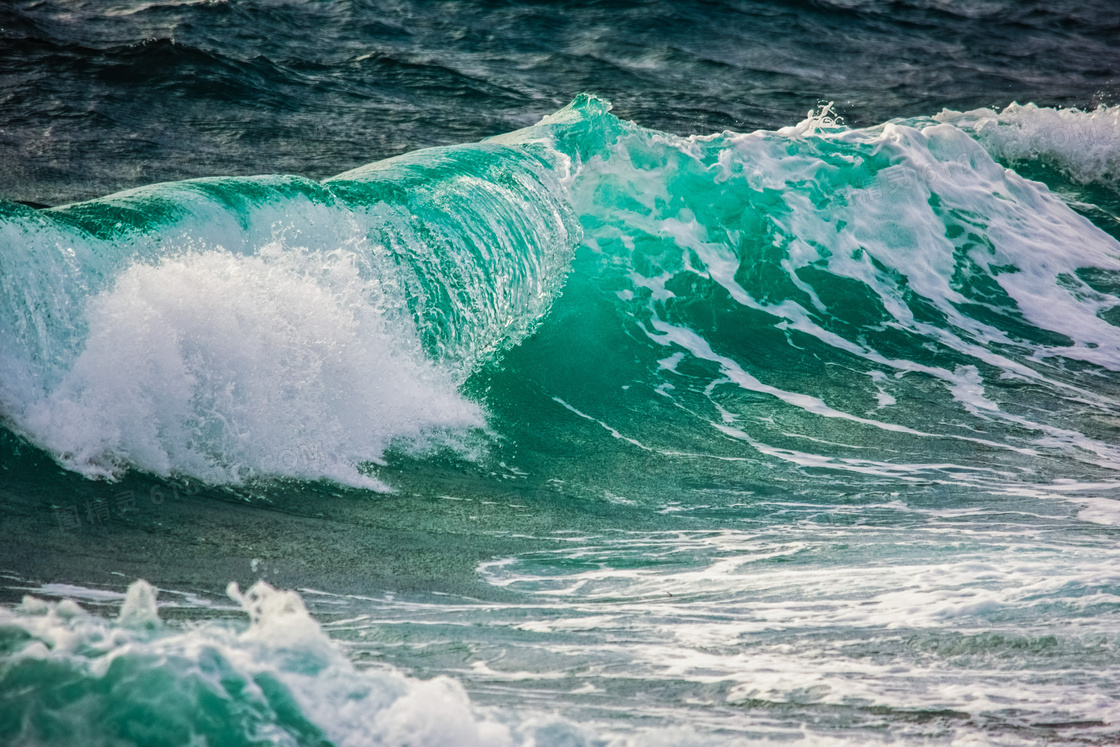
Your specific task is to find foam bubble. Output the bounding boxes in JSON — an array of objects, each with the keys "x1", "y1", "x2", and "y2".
[{"x1": 117, "y1": 580, "x2": 160, "y2": 629}]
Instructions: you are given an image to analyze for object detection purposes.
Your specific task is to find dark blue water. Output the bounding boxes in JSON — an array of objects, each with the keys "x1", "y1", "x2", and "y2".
[{"x1": 3, "y1": 0, "x2": 1117, "y2": 205}]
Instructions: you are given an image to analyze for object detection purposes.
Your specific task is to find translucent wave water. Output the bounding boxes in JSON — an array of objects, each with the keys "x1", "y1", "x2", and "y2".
[{"x1": 3, "y1": 94, "x2": 1120, "y2": 744}]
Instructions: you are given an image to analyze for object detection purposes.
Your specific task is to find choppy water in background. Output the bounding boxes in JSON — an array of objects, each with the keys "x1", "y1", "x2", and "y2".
[
  {"x1": 2, "y1": 1, "x2": 1120, "y2": 745},
  {"x1": 5, "y1": 0, "x2": 1119, "y2": 206}
]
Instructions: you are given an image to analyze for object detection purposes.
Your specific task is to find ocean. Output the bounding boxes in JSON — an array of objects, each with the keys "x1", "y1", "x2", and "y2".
[{"x1": 1, "y1": 1, "x2": 1119, "y2": 744}]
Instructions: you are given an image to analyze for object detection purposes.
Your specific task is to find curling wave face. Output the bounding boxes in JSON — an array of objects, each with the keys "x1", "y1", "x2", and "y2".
[{"x1": 0, "y1": 109, "x2": 584, "y2": 487}]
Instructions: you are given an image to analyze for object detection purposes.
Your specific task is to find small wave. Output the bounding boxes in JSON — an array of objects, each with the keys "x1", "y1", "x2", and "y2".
[{"x1": 0, "y1": 581, "x2": 515, "y2": 746}]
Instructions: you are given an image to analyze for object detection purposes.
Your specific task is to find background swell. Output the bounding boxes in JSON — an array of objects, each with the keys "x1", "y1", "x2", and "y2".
[{"x1": 2, "y1": 0, "x2": 1119, "y2": 206}]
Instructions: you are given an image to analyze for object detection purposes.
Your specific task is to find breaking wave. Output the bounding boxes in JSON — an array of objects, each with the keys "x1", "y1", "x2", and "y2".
[{"x1": 3, "y1": 95, "x2": 1120, "y2": 493}]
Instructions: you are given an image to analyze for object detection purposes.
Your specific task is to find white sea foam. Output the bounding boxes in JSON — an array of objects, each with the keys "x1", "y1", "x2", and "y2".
[
  {"x1": 14, "y1": 246, "x2": 481, "y2": 487},
  {"x1": 1076, "y1": 497, "x2": 1120, "y2": 526},
  {"x1": 3, "y1": 580, "x2": 913, "y2": 746}
]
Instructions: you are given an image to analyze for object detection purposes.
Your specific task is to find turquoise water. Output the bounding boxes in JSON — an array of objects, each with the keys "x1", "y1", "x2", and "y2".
[{"x1": 2, "y1": 93, "x2": 1120, "y2": 744}]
